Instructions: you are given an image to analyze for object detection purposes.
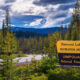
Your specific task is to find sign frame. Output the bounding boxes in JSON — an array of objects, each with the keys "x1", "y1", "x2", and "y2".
[{"x1": 57, "y1": 41, "x2": 80, "y2": 65}]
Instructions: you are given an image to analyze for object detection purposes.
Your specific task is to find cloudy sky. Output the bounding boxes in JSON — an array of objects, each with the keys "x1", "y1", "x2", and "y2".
[{"x1": 0, "y1": 0, "x2": 76, "y2": 28}]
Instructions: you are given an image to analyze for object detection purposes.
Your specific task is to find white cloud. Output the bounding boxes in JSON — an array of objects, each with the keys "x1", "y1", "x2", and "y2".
[
  {"x1": 0, "y1": 0, "x2": 13, "y2": 7},
  {"x1": 0, "y1": 21, "x2": 2, "y2": 29},
  {"x1": 10, "y1": 0, "x2": 47, "y2": 15},
  {"x1": 0, "y1": 9, "x2": 5, "y2": 28},
  {"x1": 69, "y1": 8, "x2": 74, "y2": 13},
  {"x1": 0, "y1": 0, "x2": 5, "y2": 6},
  {"x1": 42, "y1": 17, "x2": 66, "y2": 28},
  {"x1": 24, "y1": 24, "x2": 28, "y2": 26},
  {"x1": 59, "y1": 2, "x2": 75, "y2": 6},
  {"x1": 10, "y1": 0, "x2": 61, "y2": 16},
  {"x1": 30, "y1": 19, "x2": 42, "y2": 26},
  {"x1": 41, "y1": 8, "x2": 72, "y2": 28},
  {"x1": 11, "y1": 24, "x2": 15, "y2": 27},
  {"x1": 0, "y1": 0, "x2": 75, "y2": 28},
  {"x1": 9, "y1": 0, "x2": 74, "y2": 28}
]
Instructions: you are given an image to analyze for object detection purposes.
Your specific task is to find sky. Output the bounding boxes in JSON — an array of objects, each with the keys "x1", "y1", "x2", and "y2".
[{"x1": 0, "y1": 0, "x2": 76, "y2": 28}]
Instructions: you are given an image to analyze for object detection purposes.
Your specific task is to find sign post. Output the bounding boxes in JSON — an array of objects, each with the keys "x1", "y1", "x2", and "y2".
[{"x1": 57, "y1": 41, "x2": 80, "y2": 66}]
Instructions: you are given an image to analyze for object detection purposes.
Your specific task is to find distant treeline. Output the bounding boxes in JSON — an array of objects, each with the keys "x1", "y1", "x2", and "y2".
[{"x1": 14, "y1": 31, "x2": 48, "y2": 38}]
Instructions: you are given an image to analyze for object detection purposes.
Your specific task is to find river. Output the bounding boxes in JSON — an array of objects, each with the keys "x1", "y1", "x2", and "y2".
[{"x1": 0, "y1": 54, "x2": 46, "y2": 64}]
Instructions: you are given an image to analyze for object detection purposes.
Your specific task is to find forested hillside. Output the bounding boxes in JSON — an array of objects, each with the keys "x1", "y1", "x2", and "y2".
[
  {"x1": 11, "y1": 27, "x2": 61, "y2": 34},
  {"x1": 14, "y1": 31, "x2": 47, "y2": 38}
]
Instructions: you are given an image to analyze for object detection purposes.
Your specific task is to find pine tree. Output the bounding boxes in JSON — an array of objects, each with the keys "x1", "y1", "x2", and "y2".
[
  {"x1": 2, "y1": 20, "x2": 5, "y2": 38},
  {"x1": 71, "y1": 0, "x2": 80, "y2": 40},
  {"x1": 71, "y1": 27, "x2": 77, "y2": 40},
  {"x1": 0, "y1": 9, "x2": 18, "y2": 80},
  {"x1": 67, "y1": 24, "x2": 72, "y2": 40},
  {"x1": 0, "y1": 31, "x2": 18, "y2": 80},
  {"x1": 2, "y1": 31, "x2": 18, "y2": 55},
  {"x1": 48, "y1": 31, "x2": 61, "y2": 58},
  {"x1": 5, "y1": 9, "x2": 11, "y2": 30},
  {"x1": 39, "y1": 37, "x2": 43, "y2": 50},
  {"x1": 60, "y1": 25, "x2": 64, "y2": 40}
]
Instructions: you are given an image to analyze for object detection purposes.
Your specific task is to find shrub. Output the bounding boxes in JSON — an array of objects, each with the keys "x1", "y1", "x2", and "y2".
[{"x1": 48, "y1": 68, "x2": 80, "y2": 80}]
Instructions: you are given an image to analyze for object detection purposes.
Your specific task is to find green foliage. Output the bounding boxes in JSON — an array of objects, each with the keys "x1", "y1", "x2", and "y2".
[
  {"x1": 0, "y1": 31, "x2": 18, "y2": 80},
  {"x1": 0, "y1": 32, "x2": 3, "y2": 53},
  {"x1": 71, "y1": 27, "x2": 77, "y2": 40},
  {"x1": 48, "y1": 31, "x2": 61, "y2": 58},
  {"x1": 17, "y1": 51, "x2": 24, "y2": 57},
  {"x1": 48, "y1": 68, "x2": 80, "y2": 80},
  {"x1": 2, "y1": 31, "x2": 18, "y2": 54},
  {"x1": 30, "y1": 74, "x2": 48, "y2": 80},
  {"x1": 37, "y1": 57, "x2": 59, "y2": 73}
]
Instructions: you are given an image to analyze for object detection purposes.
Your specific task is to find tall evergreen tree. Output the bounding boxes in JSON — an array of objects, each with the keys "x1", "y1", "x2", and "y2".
[
  {"x1": 60, "y1": 25, "x2": 64, "y2": 40},
  {"x1": 5, "y1": 9, "x2": 11, "y2": 30},
  {"x1": 2, "y1": 20, "x2": 5, "y2": 38},
  {"x1": 0, "y1": 9, "x2": 18, "y2": 80},
  {"x1": 1, "y1": 31, "x2": 18, "y2": 80},
  {"x1": 72, "y1": 0, "x2": 80, "y2": 40}
]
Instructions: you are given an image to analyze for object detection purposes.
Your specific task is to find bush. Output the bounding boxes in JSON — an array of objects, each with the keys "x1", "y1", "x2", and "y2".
[
  {"x1": 30, "y1": 74, "x2": 48, "y2": 80},
  {"x1": 17, "y1": 51, "x2": 24, "y2": 57},
  {"x1": 37, "y1": 57, "x2": 59, "y2": 73},
  {"x1": 48, "y1": 68, "x2": 80, "y2": 80}
]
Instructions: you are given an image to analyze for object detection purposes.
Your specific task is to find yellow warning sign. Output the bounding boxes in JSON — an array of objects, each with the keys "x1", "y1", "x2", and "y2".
[{"x1": 57, "y1": 41, "x2": 80, "y2": 54}]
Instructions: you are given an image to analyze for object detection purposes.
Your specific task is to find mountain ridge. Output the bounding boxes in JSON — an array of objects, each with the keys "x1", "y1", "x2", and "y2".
[{"x1": 11, "y1": 27, "x2": 61, "y2": 34}]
